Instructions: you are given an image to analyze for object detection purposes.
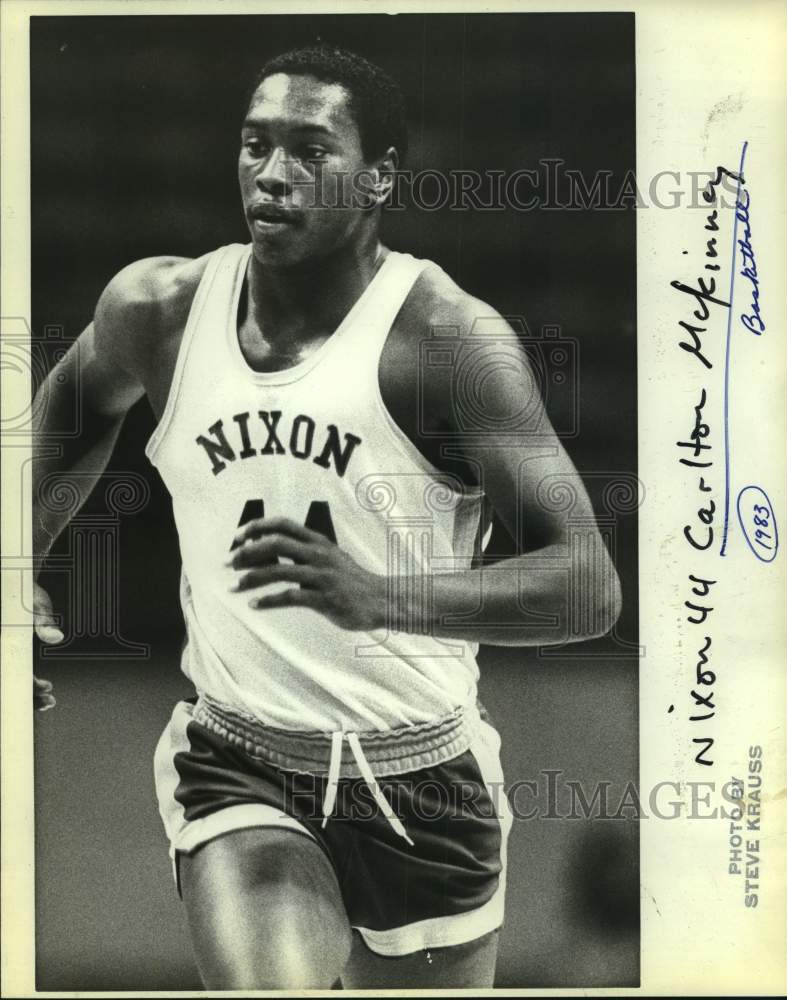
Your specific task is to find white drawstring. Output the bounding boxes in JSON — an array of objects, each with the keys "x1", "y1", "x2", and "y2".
[
  {"x1": 321, "y1": 730, "x2": 415, "y2": 847},
  {"x1": 321, "y1": 730, "x2": 344, "y2": 824}
]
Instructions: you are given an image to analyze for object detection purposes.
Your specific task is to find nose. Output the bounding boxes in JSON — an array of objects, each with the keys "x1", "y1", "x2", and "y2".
[{"x1": 256, "y1": 146, "x2": 292, "y2": 197}]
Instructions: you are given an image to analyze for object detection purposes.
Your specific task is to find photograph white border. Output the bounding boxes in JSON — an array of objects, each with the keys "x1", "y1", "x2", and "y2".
[{"x1": 2, "y1": 0, "x2": 785, "y2": 995}]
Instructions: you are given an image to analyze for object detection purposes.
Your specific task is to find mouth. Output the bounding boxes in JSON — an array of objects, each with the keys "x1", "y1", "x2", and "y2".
[{"x1": 249, "y1": 203, "x2": 299, "y2": 230}]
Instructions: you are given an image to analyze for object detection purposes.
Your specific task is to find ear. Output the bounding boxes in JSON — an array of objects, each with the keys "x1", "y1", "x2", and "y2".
[{"x1": 372, "y1": 146, "x2": 399, "y2": 206}]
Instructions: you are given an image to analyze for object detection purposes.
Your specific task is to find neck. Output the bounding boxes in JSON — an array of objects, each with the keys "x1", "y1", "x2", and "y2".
[{"x1": 246, "y1": 231, "x2": 384, "y2": 337}]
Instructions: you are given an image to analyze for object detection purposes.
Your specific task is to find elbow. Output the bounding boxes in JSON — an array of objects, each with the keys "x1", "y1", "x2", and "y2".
[
  {"x1": 602, "y1": 563, "x2": 623, "y2": 636},
  {"x1": 565, "y1": 555, "x2": 623, "y2": 645},
  {"x1": 588, "y1": 558, "x2": 623, "y2": 641}
]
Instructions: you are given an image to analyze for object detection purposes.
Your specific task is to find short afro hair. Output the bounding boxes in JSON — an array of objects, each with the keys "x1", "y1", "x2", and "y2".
[{"x1": 247, "y1": 44, "x2": 408, "y2": 164}]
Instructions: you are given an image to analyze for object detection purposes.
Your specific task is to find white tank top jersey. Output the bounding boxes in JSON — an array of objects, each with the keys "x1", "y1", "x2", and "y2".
[{"x1": 146, "y1": 243, "x2": 488, "y2": 733}]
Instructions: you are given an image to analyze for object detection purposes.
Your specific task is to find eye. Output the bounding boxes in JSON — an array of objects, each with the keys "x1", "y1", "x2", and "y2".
[
  {"x1": 303, "y1": 146, "x2": 328, "y2": 163},
  {"x1": 242, "y1": 138, "x2": 268, "y2": 158}
]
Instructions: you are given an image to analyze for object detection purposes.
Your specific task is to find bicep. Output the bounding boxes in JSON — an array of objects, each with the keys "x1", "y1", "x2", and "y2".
[
  {"x1": 447, "y1": 329, "x2": 596, "y2": 550},
  {"x1": 76, "y1": 258, "x2": 172, "y2": 417},
  {"x1": 465, "y1": 433, "x2": 594, "y2": 552},
  {"x1": 59, "y1": 320, "x2": 145, "y2": 419}
]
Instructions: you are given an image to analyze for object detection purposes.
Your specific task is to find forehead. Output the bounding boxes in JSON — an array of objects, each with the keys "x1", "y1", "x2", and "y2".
[{"x1": 245, "y1": 73, "x2": 357, "y2": 135}]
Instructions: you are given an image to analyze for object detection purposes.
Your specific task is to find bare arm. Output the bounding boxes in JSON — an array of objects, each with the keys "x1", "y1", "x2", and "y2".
[
  {"x1": 418, "y1": 307, "x2": 622, "y2": 645},
  {"x1": 33, "y1": 322, "x2": 145, "y2": 564},
  {"x1": 32, "y1": 257, "x2": 184, "y2": 707}
]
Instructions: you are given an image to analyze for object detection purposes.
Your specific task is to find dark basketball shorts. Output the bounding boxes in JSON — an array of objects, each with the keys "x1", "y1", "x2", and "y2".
[{"x1": 154, "y1": 696, "x2": 513, "y2": 956}]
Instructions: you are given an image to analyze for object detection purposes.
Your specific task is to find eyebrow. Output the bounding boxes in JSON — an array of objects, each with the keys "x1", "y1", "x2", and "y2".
[{"x1": 241, "y1": 119, "x2": 334, "y2": 137}]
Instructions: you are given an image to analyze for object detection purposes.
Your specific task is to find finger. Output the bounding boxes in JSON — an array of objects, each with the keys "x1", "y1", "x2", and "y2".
[
  {"x1": 231, "y1": 564, "x2": 318, "y2": 592},
  {"x1": 34, "y1": 621, "x2": 64, "y2": 644},
  {"x1": 249, "y1": 588, "x2": 318, "y2": 611},
  {"x1": 227, "y1": 534, "x2": 314, "y2": 569},
  {"x1": 232, "y1": 515, "x2": 324, "y2": 549},
  {"x1": 34, "y1": 691, "x2": 57, "y2": 711},
  {"x1": 34, "y1": 676, "x2": 53, "y2": 693},
  {"x1": 34, "y1": 599, "x2": 62, "y2": 627}
]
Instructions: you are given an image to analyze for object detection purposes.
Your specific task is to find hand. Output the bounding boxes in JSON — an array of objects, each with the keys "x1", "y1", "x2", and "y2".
[
  {"x1": 34, "y1": 675, "x2": 56, "y2": 712},
  {"x1": 33, "y1": 581, "x2": 63, "y2": 712},
  {"x1": 227, "y1": 516, "x2": 387, "y2": 632}
]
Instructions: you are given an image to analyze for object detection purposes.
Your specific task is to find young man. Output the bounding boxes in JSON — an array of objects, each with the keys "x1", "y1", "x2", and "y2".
[{"x1": 32, "y1": 46, "x2": 621, "y2": 989}]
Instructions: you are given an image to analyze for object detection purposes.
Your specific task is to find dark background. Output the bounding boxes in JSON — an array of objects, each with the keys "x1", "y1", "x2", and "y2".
[{"x1": 32, "y1": 12, "x2": 638, "y2": 990}]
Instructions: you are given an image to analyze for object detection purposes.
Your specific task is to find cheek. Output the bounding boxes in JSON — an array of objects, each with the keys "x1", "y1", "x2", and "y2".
[
  {"x1": 310, "y1": 168, "x2": 358, "y2": 212},
  {"x1": 292, "y1": 170, "x2": 328, "y2": 212},
  {"x1": 238, "y1": 157, "x2": 259, "y2": 188}
]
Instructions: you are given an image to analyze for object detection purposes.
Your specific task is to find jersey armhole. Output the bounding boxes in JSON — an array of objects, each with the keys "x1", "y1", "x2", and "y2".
[
  {"x1": 144, "y1": 246, "x2": 233, "y2": 465},
  {"x1": 372, "y1": 260, "x2": 485, "y2": 499}
]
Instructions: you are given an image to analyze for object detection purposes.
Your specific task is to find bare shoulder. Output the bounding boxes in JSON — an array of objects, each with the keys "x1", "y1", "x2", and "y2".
[
  {"x1": 400, "y1": 259, "x2": 515, "y2": 340},
  {"x1": 94, "y1": 253, "x2": 212, "y2": 331},
  {"x1": 389, "y1": 257, "x2": 532, "y2": 431},
  {"x1": 92, "y1": 253, "x2": 213, "y2": 376}
]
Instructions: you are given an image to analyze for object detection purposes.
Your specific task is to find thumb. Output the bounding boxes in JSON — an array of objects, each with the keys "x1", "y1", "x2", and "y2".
[{"x1": 33, "y1": 583, "x2": 64, "y2": 644}]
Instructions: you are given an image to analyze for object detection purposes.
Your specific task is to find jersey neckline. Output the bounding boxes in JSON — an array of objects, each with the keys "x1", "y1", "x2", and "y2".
[{"x1": 227, "y1": 243, "x2": 397, "y2": 387}]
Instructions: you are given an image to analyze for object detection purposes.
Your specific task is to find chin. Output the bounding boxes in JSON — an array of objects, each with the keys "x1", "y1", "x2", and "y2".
[
  {"x1": 250, "y1": 233, "x2": 346, "y2": 272},
  {"x1": 249, "y1": 236, "x2": 308, "y2": 270}
]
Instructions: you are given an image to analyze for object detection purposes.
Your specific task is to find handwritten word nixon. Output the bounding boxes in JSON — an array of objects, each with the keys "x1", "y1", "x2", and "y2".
[{"x1": 680, "y1": 574, "x2": 717, "y2": 767}]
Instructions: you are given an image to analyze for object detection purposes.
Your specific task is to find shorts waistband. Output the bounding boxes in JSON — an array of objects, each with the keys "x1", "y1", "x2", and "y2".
[{"x1": 193, "y1": 694, "x2": 482, "y2": 779}]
